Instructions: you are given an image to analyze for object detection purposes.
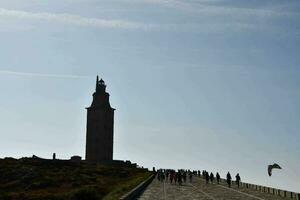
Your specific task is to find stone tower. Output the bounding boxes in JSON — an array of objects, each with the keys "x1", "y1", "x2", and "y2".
[{"x1": 85, "y1": 76, "x2": 115, "y2": 162}]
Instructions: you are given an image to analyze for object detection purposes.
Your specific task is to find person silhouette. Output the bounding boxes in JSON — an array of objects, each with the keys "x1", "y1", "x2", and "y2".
[
  {"x1": 235, "y1": 173, "x2": 241, "y2": 188},
  {"x1": 210, "y1": 172, "x2": 214, "y2": 184},
  {"x1": 189, "y1": 171, "x2": 193, "y2": 183},
  {"x1": 216, "y1": 172, "x2": 220, "y2": 184},
  {"x1": 177, "y1": 171, "x2": 182, "y2": 186},
  {"x1": 226, "y1": 172, "x2": 232, "y2": 188},
  {"x1": 170, "y1": 170, "x2": 174, "y2": 184},
  {"x1": 205, "y1": 171, "x2": 209, "y2": 184},
  {"x1": 183, "y1": 171, "x2": 187, "y2": 183}
]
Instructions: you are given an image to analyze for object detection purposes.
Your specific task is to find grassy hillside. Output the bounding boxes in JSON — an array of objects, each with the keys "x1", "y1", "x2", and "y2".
[{"x1": 0, "y1": 158, "x2": 152, "y2": 200}]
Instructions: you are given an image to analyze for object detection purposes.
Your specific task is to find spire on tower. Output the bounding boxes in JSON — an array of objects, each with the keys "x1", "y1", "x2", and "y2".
[{"x1": 96, "y1": 75, "x2": 99, "y2": 90}]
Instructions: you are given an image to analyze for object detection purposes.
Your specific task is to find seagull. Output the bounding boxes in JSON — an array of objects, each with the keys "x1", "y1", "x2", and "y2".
[{"x1": 268, "y1": 163, "x2": 282, "y2": 176}]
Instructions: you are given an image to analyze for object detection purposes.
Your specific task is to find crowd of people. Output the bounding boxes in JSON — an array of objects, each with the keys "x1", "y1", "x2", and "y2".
[
  {"x1": 155, "y1": 168, "x2": 241, "y2": 188},
  {"x1": 156, "y1": 169, "x2": 195, "y2": 185}
]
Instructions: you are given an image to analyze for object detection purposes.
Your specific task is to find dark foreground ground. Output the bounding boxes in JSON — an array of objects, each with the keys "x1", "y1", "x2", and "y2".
[{"x1": 0, "y1": 158, "x2": 151, "y2": 200}]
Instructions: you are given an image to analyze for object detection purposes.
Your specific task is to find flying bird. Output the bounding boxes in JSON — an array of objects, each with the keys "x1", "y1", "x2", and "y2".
[{"x1": 268, "y1": 163, "x2": 282, "y2": 176}]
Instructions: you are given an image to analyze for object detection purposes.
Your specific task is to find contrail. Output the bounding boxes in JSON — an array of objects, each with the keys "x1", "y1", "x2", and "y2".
[
  {"x1": 0, "y1": 8, "x2": 155, "y2": 30},
  {"x1": 0, "y1": 70, "x2": 90, "y2": 79}
]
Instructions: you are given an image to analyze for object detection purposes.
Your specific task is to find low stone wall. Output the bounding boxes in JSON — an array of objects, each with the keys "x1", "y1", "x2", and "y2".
[
  {"x1": 219, "y1": 178, "x2": 300, "y2": 200},
  {"x1": 119, "y1": 174, "x2": 155, "y2": 200}
]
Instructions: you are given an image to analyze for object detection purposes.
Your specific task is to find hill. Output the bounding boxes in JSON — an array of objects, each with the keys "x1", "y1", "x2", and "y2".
[{"x1": 0, "y1": 157, "x2": 151, "y2": 200}]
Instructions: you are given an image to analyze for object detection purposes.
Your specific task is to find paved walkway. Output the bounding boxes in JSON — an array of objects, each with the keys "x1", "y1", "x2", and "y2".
[{"x1": 138, "y1": 176, "x2": 290, "y2": 200}]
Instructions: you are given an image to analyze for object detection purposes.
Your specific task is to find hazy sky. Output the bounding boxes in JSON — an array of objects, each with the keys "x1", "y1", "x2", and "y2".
[{"x1": 0, "y1": 0, "x2": 299, "y2": 192}]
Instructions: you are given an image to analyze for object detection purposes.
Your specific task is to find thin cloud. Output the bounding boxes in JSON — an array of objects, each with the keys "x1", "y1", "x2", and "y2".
[
  {"x1": 118, "y1": 0, "x2": 296, "y2": 18},
  {"x1": 0, "y1": 6, "x2": 293, "y2": 34},
  {"x1": 0, "y1": 70, "x2": 89, "y2": 79},
  {"x1": 0, "y1": 8, "x2": 155, "y2": 30}
]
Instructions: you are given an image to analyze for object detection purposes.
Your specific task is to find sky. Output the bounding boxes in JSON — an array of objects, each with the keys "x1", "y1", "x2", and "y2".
[{"x1": 0, "y1": 0, "x2": 299, "y2": 193}]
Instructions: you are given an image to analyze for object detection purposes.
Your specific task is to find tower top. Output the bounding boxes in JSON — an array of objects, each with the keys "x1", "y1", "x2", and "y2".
[
  {"x1": 88, "y1": 76, "x2": 114, "y2": 110},
  {"x1": 96, "y1": 76, "x2": 106, "y2": 93}
]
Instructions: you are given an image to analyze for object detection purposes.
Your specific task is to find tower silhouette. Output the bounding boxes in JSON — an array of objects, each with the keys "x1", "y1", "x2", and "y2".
[{"x1": 85, "y1": 76, "x2": 115, "y2": 162}]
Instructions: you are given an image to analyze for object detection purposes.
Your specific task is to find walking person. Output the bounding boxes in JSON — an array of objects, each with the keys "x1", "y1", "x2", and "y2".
[
  {"x1": 235, "y1": 173, "x2": 241, "y2": 188},
  {"x1": 183, "y1": 171, "x2": 187, "y2": 183},
  {"x1": 166, "y1": 171, "x2": 169, "y2": 181},
  {"x1": 216, "y1": 172, "x2": 220, "y2": 184},
  {"x1": 170, "y1": 171, "x2": 174, "y2": 184},
  {"x1": 210, "y1": 172, "x2": 214, "y2": 184},
  {"x1": 189, "y1": 171, "x2": 193, "y2": 183},
  {"x1": 161, "y1": 172, "x2": 165, "y2": 182},
  {"x1": 205, "y1": 171, "x2": 210, "y2": 184},
  {"x1": 177, "y1": 171, "x2": 182, "y2": 186},
  {"x1": 157, "y1": 170, "x2": 161, "y2": 181},
  {"x1": 226, "y1": 172, "x2": 232, "y2": 188}
]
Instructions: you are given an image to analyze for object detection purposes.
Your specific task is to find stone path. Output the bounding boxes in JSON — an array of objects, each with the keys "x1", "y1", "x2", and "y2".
[{"x1": 137, "y1": 176, "x2": 290, "y2": 200}]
